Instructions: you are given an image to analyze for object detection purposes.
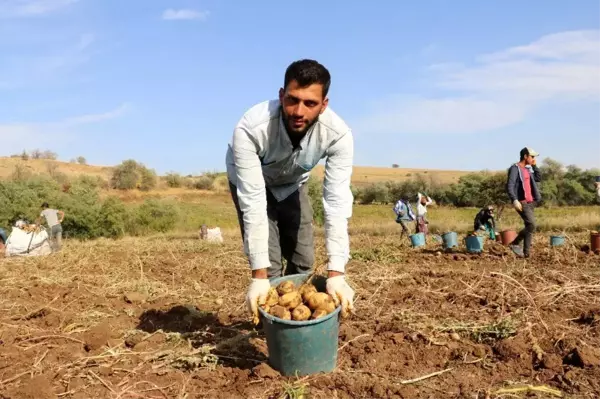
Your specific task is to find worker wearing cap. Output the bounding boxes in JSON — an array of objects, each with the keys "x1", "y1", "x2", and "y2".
[
  {"x1": 506, "y1": 147, "x2": 542, "y2": 258},
  {"x1": 474, "y1": 205, "x2": 496, "y2": 240}
]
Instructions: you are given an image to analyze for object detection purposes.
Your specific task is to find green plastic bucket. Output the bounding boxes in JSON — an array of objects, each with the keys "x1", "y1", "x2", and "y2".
[
  {"x1": 409, "y1": 233, "x2": 426, "y2": 248},
  {"x1": 258, "y1": 274, "x2": 341, "y2": 377},
  {"x1": 465, "y1": 235, "x2": 484, "y2": 253},
  {"x1": 441, "y1": 232, "x2": 458, "y2": 249},
  {"x1": 550, "y1": 235, "x2": 565, "y2": 247}
]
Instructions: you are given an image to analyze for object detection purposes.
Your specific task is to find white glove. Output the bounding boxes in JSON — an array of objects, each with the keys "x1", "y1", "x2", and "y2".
[
  {"x1": 326, "y1": 275, "x2": 355, "y2": 318},
  {"x1": 513, "y1": 200, "x2": 523, "y2": 212},
  {"x1": 246, "y1": 278, "x2": 271, "y2": 325}
]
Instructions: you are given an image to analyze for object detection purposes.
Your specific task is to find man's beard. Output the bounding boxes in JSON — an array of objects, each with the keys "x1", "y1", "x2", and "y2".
[{"x1": 281, "y1": 110, "x2": 319, "y2": 137}]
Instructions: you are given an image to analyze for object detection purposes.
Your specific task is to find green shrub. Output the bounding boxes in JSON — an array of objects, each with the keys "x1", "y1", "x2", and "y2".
[
  {"x1": 165, "y1": 172, "x2": 184, "y2": 188},
  {"x1": 359, "y1": 183, "x2": 389, "y2": 204},
  {"x1": 98, "y1": 196, "x2": 128, "y2": 238},
  {"x1": 60, "y1": 181, "x2": 102, "y2": 239},
  {"x1": 0, "y1": 176, "x2": 61, "y2": 229},
  {"x1": 0, "y1": 175, "x2": 181, "y2": 239},
  {"x1": 129, "y1": 199, "x2": 179, "y2": 235},
  {"x1": 110, "y1": 159, "x2": 157, "y2": 191},
  {"x1": 193, "y1": 176, "x2": 215, "y2": 190}
]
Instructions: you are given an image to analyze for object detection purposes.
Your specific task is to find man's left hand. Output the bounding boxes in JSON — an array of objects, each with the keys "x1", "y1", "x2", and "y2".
[{"x1": 326, "y1": 274, "x2": 355, "y2": 318}]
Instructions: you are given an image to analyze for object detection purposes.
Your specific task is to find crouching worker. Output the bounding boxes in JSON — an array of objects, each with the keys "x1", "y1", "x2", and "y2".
[
  {"x1": 393, "y1": 197, "x2": 415, "y2": 238},
  {"x1": 226, "y1": 59, "x2": 356, "y2": 324},
  {"x1": 474, "y1": 205, "x2": 496, "y2": 240}
]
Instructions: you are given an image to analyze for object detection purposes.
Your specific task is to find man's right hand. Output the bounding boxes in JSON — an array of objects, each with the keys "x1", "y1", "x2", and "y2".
[
  {"x1": 513, "y1": 200, "x2": 523, "y2": 212},
  {"x1": 246, "y1": 274, "x2": 271, "y2": 325}
]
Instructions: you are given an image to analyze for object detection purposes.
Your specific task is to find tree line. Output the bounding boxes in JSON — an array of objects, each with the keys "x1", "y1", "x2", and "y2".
[{"x1": 349, "y1": 158, "x2": 600, "y2": 207}]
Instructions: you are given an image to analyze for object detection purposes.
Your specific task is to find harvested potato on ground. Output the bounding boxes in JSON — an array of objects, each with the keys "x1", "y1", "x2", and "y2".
[
  {"x1": 307, "y1": 292, "x2": 334, "y2": 311},
  {"x1": 311, "y1": 309, "x2": 328, "y2": 320},
  {"x1": 292, "y1": 304, "x2": 311, "y2": 321},
  {"x1": 277, "y1": 281, "x2": 296, "y2": 296},
  {"x1": 269, "y1": 305, "x2": 291, "y2": 320},
  {"x1": 279, "y1": 291, "x2": 302, "y2": 310},
  {"x1": 265, "y1": 287, "x2": 279, "y2": 306},
  {"x1": 299, "y1": 283, "x2": 317, "y2": 302}
]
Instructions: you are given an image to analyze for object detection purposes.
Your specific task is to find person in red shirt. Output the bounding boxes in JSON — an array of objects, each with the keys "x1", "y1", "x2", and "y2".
[{"x1": 506, "y1": 147, "x2": 542, "y2": 258}]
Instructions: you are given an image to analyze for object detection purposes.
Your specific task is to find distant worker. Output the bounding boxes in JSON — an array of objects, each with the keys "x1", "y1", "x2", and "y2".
[
  {"x1": 226, "y1": 59, "x2": 355, "y2": 323},
  {"x1": 506, "y1": 147, "x2": 542, "y2": 258},
  {"x1": 474, "y1": 205, "x2": 496, "y2": 240},
  {"x1": 393, "y1": 197, "x2": 415, "y2": 238},
  {"x1": 415, "y1": 192, "x2": 433, "y2": 237},
  {"x1": 595, "y1": 178, "x2": 600, "y2": 202},
  {"x1": 37, "y1": 202, "x2": 65, "y2": 252}
]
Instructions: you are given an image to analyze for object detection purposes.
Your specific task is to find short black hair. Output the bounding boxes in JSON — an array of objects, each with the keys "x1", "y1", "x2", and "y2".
[
  {"x1": 519, "y1": 147, "x2": 530, "y2": 161},
  {"x1": 284, "y1": 59, "x2": 331, "y2": 98},
  {"x1": 41, "y1": 202, "x2": 49, "y2": 209}
]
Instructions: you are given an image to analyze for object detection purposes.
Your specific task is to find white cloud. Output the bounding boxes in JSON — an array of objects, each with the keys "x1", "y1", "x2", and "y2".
[
  {"x1": 356, "y1": 30, "x2": 600, "y2": 135},
  {"x1": 0, "y1": 0, "x2": 79, "y2": 17},
  {"x1": 162, "y1": 8, "x2": 209, "y2": 21},
  {"x1": 0, "y1": 103, "x2": 130, "y2": 153},
  {"x1": 63, "y1": 103, "x2": 130, "y2": 125}
]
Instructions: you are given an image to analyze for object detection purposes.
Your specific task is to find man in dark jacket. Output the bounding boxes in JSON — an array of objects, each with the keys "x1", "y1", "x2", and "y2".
[{"x1": 506, "y1": 147, "x2": 542, "y2": 258}]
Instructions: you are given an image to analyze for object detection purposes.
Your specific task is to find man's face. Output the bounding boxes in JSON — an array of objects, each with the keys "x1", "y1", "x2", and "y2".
[
  {"x1": 525, "y1": 154, "x2": 536, "y2": 166},
  {"x1": 279, "y1": 80, "x2": 328, "y2": 136}
]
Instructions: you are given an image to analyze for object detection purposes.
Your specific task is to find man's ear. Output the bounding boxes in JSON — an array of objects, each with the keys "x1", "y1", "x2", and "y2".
[
  {"x1": 279, "y1": 88, "x2": 284, "y2": 103},
  {"x1": 320, "y1": 96, "x2": 329, "y2": 114}
]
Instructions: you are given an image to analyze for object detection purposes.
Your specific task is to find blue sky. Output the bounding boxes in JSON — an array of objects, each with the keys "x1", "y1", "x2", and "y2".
[{"x1": 1, "y1": 0, "x2": 599, "y2": 174}]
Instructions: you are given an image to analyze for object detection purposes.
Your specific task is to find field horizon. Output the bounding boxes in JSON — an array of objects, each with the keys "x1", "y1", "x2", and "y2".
[{"x1": 0, "y1": 156, "x2": 484, "y2": 187}]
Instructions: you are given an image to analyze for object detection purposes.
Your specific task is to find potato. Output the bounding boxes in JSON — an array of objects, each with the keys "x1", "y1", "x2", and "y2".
[
  {"x1": 279, "y1": 291, "x2": 302, "y2": 310},
  {"x1": 269, "y1": 305, "x2": 291, "y2": 320},
  {"x1": 317, "y1": 299, "x2": 336, "y2": 314},
  {"x1": 265, "y1": 287, "x2": 279, "y2": 306},
  {"x1": 299, "y1": 283, "x2": 317, "y2": 302},
  {"x1": 307, "y1": 292, "x2": 334, "y2": 311},
  {"x1": 292, "y1": 304, "x2": 311, "y2": 321},
  {"x1": 277, "y1": 280, "x2": 296, "y2": 296},
  {"x1": 311, "y1": 309, "x2": 328, "y2": 320}
]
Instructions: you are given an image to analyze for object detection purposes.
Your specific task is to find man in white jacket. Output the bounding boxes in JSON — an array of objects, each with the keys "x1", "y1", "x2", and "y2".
[
  {"x1": 415, "y1": 192, "x2": 433, "y2": 236},
  {"x1": 226, "y1": 59, "x2": 355, "y2": 323}
]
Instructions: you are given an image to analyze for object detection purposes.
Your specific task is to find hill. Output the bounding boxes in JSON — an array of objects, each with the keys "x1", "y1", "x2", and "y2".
[
  {"x1": 0, "y1": 157, "x2": 475, "y2": 187},
  {"x1": 311, "y1": 165, "x2": 472, "y2": 187},
  {"x1": 0, "y1": 157, "x2": 113, "y2": 180}
]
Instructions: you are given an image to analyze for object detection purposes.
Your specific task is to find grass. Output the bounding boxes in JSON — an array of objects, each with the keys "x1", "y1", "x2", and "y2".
[{"x1": 352, "y1": 204, "x2": 600, "y2": 235}]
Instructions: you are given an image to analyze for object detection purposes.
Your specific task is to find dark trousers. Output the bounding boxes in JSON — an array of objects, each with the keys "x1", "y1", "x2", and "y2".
[
  {"x1": 229, "y1": 182, "x2": 315, "y2": 278},
  {"x1": 512, "y1": 202, "x2": 536, "y2": 256}
]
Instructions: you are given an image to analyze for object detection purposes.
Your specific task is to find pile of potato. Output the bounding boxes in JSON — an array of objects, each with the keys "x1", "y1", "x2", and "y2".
[{"x1": 261, "y1": 280, "x2": 337, "y2": 321}]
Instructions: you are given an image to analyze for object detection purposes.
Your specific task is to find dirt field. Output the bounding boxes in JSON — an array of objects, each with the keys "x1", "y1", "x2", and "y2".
[{"x1": 0, "y1": 232, "x2": 598, "y2": 399}]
